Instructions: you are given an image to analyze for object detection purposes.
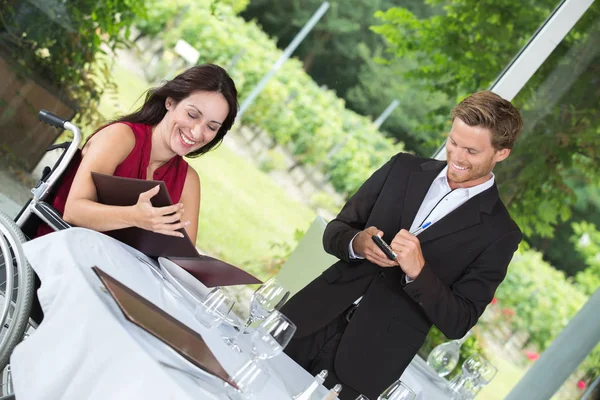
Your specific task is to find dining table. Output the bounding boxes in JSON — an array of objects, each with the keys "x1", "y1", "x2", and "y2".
[{"x1": 10, "y1": 227, "x2": 455, "y2": 400}]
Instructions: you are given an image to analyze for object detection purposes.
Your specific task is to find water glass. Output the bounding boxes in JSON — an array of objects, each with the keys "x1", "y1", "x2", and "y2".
[
  {"x1": 223, "y1": 278, "x2": 290, "y2": 351},
  {"x1": 464, "y1": 354, "x2": 497, "y2": 385},
  {"x1": 225, "y1": 360, "x2": 270, "y2": 400},
  {"x1": 378, "y1": 379, "x2": 416, "y2": 400},
  {"x1": 194, "y1": 287, "x2": 235, "y2": 329},
  {"x1": 250, "y1": 310, "x2": 296, "y2": 360},
  {"x1": 449, "y1": 353, "x2": 497, "y2": 400}
]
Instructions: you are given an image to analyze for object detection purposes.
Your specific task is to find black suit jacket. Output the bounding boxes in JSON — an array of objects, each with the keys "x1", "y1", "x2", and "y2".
[{"x1": 281, "y1": 153, "x2": 522, "y2": 398}]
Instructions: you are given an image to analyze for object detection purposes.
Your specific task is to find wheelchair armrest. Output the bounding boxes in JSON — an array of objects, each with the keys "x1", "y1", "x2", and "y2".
[{"x1": 32, "y1": 201, "x2": 72, "y2": 232}]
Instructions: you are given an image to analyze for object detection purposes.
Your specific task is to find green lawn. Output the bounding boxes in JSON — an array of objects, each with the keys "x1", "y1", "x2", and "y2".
[
  {"x1": 477, "y1": 350, "x2": 526, "y2": 399},
  {"x1": 190, "y1": 147, "x2": 315, "y2": 274},
  {"x1": 98, "y1": 62, "x2": 316, "y2": 278}
]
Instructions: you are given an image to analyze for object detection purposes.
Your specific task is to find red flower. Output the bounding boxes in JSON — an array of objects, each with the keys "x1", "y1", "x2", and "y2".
[
  {"x1": 577, "y1": 380, "x2": 586, "y2": 390},
  {"x1": 491, "y1": 297, "x2": 498, "y2": 305},
  {"x1": 525, "y1": 351, "x2": 539, "y2": 361},
  {"x1": 502, "y1": 308, "x2": 516, "y2": 317}
]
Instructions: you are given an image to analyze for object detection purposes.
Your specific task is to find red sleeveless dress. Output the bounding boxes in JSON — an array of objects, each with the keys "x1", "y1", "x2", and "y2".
[{"x1": 36, "y1": 122, "x2": 189, "y2": 237}]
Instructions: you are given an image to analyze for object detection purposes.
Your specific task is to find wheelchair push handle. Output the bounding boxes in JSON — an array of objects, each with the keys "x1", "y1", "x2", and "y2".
[{"x1": 39, "y1": 109, "x2": 68, "y2": 129}]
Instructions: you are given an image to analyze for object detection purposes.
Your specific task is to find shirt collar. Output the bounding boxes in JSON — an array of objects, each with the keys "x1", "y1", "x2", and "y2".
[{"x1": 435, "y1": 166, "x2": 495, "y2": 199}]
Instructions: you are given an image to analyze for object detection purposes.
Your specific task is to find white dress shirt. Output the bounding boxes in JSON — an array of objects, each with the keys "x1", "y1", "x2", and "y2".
[{"x1": 348, "y1": 166, "x2": 495, "y2": 295}]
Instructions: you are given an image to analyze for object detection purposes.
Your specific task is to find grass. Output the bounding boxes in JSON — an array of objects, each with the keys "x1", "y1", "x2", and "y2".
[
  {"x1": 190, "y1": 146, "x2": 315, "y2": 274},
  {"x1": 477, "y1": 350, "x2": 526, "y2": 399},
  {"x1": 98, "y1": 62, "x2": 316, "y2": 278}
]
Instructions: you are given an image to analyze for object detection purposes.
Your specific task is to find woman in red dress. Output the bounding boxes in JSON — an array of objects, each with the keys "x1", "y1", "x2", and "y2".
[{"x1": 38, "y1": 64, "x2": 238, "y2": 244}]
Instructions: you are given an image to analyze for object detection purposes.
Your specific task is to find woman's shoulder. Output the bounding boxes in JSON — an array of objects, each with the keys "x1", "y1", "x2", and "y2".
[
  {"x1": 183, "y1": 163, "x2": 200, "y2": 190},
  {"x1": 90, "y1": 122, "x2": 136, "y2": 148}
]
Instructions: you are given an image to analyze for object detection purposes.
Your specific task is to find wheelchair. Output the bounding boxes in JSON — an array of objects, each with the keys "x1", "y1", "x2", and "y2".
[{"x1": 0, "y1": 110, "x2": 82, "y2": 397}]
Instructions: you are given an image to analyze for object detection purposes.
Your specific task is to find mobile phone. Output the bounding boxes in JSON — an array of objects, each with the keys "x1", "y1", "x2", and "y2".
[{"x1": 371, "y1": 235, "x2": 397, "y2": 261}]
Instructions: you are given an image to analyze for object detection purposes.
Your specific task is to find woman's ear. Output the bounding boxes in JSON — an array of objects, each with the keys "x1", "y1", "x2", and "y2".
[{"x1": 165, "y1": 97, "x2": 174, "y2": 110}]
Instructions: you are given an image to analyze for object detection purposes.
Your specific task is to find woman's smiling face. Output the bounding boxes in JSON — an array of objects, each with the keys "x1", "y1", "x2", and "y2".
[{"x1": 164, "y1": 90, "x2": 229, "y2": 156}]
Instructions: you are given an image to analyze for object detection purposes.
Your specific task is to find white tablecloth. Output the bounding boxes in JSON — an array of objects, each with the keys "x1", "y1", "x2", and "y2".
[{"x1": 11, "y1": 228, "x2": 453, "y2": 400}]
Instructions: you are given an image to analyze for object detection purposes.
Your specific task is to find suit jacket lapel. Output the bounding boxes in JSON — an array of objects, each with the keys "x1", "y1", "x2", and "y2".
[
  {"x1": 418, "y1": 184, "x2": 500, "y2": 244},
  {"x1": 399, "y1": 160, "x2": 446, "y2": 231}
]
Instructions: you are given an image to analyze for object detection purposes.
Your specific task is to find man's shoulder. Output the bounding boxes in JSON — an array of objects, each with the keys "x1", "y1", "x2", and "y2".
[
  {"x1": 487, "y1": 194, "x2": 522, "y2": 238},
  {"x1": 391, "y1": 152, "x2": 440, "y2": 169}
]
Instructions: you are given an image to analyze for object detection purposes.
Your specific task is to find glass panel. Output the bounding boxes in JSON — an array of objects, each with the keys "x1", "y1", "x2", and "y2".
[
  {"x1": 490, "y1": 3, "x2": 600, "y2": 399},
  {"x1": 1, "y1": 1, "x2": 596, "y2": 399}
]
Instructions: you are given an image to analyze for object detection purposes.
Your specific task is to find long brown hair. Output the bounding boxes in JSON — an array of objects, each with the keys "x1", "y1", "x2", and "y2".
[{"x1": 116, "y1": 64, "x2": 238, "y2": 157}]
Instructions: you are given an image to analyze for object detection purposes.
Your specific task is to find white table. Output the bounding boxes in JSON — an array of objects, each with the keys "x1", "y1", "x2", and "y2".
[{"x1": 11, "y1": 228, "x2": 453, "y2": 400}]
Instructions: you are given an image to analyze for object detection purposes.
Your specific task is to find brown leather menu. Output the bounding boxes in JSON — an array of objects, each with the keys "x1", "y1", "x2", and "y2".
[
  {"x1": 170, "y1": 256, "x2": 261, "y2": 287},
  {"x1": 91, "y1": 172, "x2": 199, "y2": 258},
  {"x1": 91, "y1": 172, "x2": 262, "y2": 286},
  {"x1": 92, "y1": 266, "x2": 238, "y2": 389}
]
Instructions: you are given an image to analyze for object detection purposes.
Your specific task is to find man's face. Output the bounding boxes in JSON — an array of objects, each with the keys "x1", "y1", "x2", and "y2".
[{"x1": 445, "y1": 118, "x2": 510, "y2": 189}]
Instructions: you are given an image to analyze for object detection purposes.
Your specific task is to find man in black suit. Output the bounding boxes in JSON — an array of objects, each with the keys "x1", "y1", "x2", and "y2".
[{"x1": 282, "y1": 91, "x2": 523, "y2": 399}]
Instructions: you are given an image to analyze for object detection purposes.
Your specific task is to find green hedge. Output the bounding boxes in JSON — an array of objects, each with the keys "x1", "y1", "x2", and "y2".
[
  {"x1": 496, "y1": 247, "x2": 599, "y2": 382},
  {"x1": 496, "y1": 249, "x2": 587, "y2": 350},
  {"x1": 136, "y1": 0, "x2": 403, "y2": 197}
]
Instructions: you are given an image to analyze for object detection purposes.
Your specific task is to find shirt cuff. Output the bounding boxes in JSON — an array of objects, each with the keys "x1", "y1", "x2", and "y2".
[
  {"x1": 404, "y1": 275, "x2": 414, "y2": 284},
  {"x1": 348, "y1": 232, "x2": 365, "y2": 260}
]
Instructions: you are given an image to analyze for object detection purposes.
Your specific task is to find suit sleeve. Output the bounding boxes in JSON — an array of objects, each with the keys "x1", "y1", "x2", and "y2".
[
  {"x1": 323, "y1": 153, "x2": 401, "y2": 263},
  {"x1": 403, "y1": 229, "x2": 522, "y2": 339}
]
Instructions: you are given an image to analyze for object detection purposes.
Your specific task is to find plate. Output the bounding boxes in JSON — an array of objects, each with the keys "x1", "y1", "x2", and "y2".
[
  {"x1": 158, "y1": 257, "x2": 246, "y2": 328},
  {"x1": 158, "y1": 257, "x2": 211, "y2": 307}
]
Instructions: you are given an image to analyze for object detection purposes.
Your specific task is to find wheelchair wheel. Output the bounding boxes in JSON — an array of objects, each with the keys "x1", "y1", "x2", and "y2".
[
  {"x1": 0, "y1": 210, "x2": 35, "y2": 371},
  {"x1": 0, "y1": 364, "x2": 13, "y2": 396}
]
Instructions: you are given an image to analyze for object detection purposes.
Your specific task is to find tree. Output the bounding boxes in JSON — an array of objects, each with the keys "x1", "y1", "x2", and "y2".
[
  {"x1": 241, "y1": 0, "x2": 433, "y2": 98},
  {"x1": 373, "y1": 0, "x2": 600, "y2": 240},
  {"x1": 346, "y1": 47, "x2": 451, "y2": 155}
]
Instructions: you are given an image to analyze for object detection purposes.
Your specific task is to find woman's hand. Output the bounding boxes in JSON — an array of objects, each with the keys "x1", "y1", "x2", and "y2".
[{"x1": 132, "y1": 186, "x2": 189, "y2": 237}]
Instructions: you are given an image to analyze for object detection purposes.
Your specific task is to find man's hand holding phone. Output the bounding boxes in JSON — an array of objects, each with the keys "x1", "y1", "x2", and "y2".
[{"x1": 352, "y1": 226, "x2": 398, "y2": 267}]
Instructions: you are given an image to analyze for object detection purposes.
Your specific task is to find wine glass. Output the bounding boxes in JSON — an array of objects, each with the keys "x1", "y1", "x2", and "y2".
[
  {"x1": 449, "y1": 353, "x2": 496, "y2": 400},
  {"x1": 464, "y1": 354, "x2": 497, "y2": 385},
  {"x1": 223, "y1": 278, "x2": 290, "y2": 351},
  {"x1": 194, "y1": 287, "x2": 235, "y2": 329},
  {"x1": 426, "y1": 331, "x2": 470, "y2": 377},
  {"x1": 250, "y1": 310, "x2": 296, "y2": 360},
  {"x1": 224, "y1": 360, "x2": 270, "y2": 400},
  {"x1": 378, "y1": 379, "x2": 416, "y2": 400}
]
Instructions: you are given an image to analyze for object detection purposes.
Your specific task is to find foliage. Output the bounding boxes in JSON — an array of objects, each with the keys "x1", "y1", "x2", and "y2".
[
  {"x1": 241, "y1": 229, "x2": 305, "y2": 278},
  {"x1": 241, "y1": 0, "x2": 426, "y2": 97},
  {"x1": 258, "y1": 149, "x2": 288, "y2": 173},
  {"x1": 135, "y1": 0, "x2": 249, "y2": 39},
  {"x1": 0, "y1": 0, "x2": 146, "y2": 128},
  {"x1": 528, "y1": 183, "x2": 600, "y2": 277},
  {"x1": 242, "y1": 0, "x2": 442, "y2": 156},
  {"x1": 346, "y1": 51, "x2": 451, "y2": 155},
  {"x1": 137, "y1": 0, "x2": 404, "y2": 197},
  {"x1": 571, "y1": 221, "x2": 600, "y2": 297},
  {"x1": 495, "y1": 249, "x2": 588, "y2": 350},
  {"x1": 310, "y1": 191, "x2": 342, "y2": 216},
  {"x1": 418, "y1": 326, "x2": 485, "y2": 380},
  {"x1": 372, "y1": 0, "x2": 600, "y2": 243}
]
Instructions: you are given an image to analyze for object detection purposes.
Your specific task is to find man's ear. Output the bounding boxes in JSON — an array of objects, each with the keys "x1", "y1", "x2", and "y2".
[{"x1": 494, "y1": 148, "x2": 511, "y2": 163}]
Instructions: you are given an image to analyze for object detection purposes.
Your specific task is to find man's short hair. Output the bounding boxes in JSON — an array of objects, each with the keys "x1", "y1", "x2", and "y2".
[{"x1": 451, "y1": 91, "x2": 523, "y2": 150}]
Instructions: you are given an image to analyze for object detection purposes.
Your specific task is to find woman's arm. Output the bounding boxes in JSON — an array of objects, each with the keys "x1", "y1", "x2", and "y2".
[
  {"x1": 62, "y1": 123, "x2": 186, "y2": 236},
  {"x1": 179, "y1": 166, "x2": 201, "y2": 244}
]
